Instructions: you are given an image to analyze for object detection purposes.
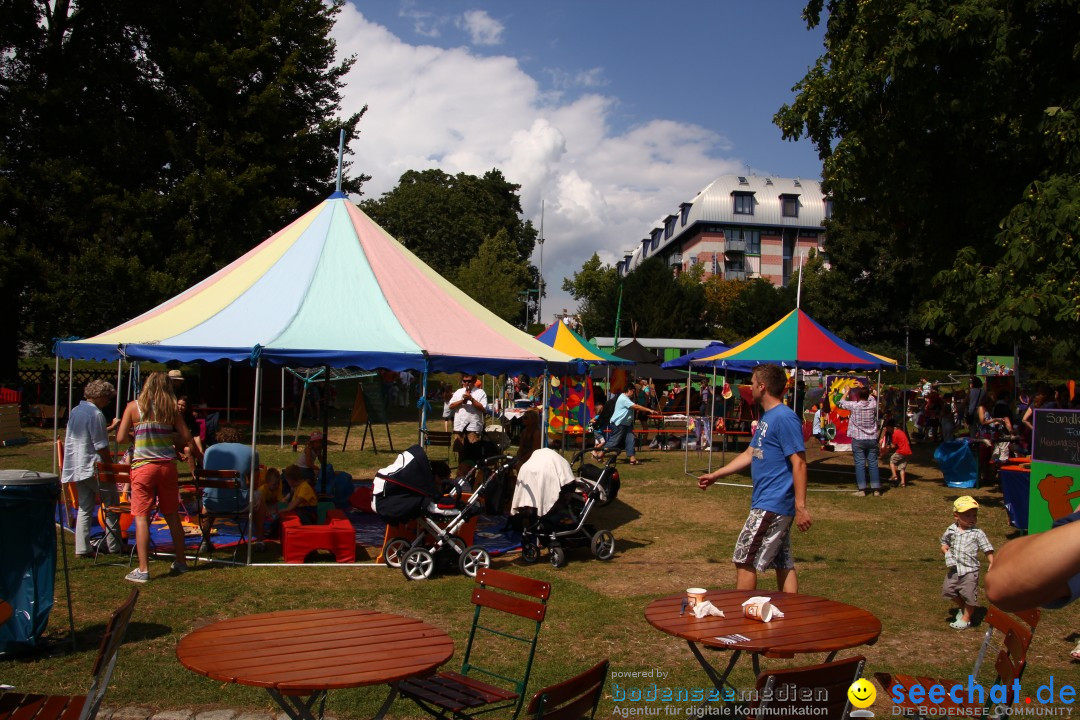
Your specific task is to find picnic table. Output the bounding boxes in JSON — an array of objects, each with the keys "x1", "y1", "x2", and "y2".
[
  {"x1": 176, "y1": 608, "x2": 453, "y2": 720},
  {"x1": 645, "y1": 589, "x2": 880, "y2": 696}
]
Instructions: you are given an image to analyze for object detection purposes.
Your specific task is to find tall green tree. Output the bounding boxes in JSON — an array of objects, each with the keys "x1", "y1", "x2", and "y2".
[
  {"x1": 455, "y1": 229, "x2": 533, "y2": 324},
  {"x1": 361, "y1": 168, "x2": 537, "y2": 278},
  {"x1": 0, "y1": 0, "x2": 366, "y2": 379},
  {"x1": 774, "y1": 0, "x2": 1080, "y2": 368},
  {"x1": 561, "y1": 253, "x2": 619, "y2": 338}
]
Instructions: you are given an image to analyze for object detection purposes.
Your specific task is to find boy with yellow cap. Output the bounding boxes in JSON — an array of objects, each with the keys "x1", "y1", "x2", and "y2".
[{"x1": 941, "y1": 496, "x2": 995, "y2": 629}]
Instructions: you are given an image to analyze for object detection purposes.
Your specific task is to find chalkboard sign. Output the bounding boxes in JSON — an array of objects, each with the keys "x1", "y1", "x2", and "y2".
[
  {"x1": 358, "y1": 376, "x2": 389, "y2": 425},
  {"x1": 1032, "y1": 408, "x2": 1080, "y2": 466}
]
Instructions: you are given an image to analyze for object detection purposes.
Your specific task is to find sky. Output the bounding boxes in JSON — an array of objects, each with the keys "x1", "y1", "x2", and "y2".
[{"x1": 332, "y1": 1, "x2": 827, "y2": 324}]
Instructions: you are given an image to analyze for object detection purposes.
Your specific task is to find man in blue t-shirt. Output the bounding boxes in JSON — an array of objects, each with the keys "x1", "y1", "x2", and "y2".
[{"x1": 699, "y1": 364, "x2": 812, "y2": 592}]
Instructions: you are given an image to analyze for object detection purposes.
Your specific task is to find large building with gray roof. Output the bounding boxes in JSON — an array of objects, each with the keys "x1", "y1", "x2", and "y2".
[{"x1": 617, "y1": 174, "x2": 829, "y2": 287}]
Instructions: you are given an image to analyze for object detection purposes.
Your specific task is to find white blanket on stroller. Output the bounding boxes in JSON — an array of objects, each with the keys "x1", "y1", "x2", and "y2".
[{"x1": 512, "y1": 448, "x2": 576, "y2": 517}]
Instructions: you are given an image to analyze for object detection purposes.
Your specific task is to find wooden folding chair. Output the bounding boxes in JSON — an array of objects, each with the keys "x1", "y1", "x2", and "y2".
[
  {"x1": 749, "y1": 655, "x2": 865, "y2": 720},
  {"x1": 424, "y1": 429, "x2": 454, "y2": 462},
  {"x1": 192, "y1": 467, "x2": 250, "y2": 566},
  {"x1": 400, "y1": 567, "x2": 551, "y2": 720},
  {"x1": 525, "y1": 660, "x2": 608, "y2": 720},
  {"x1": 875, "y1": 606, "x2": 1040, "y2": 718},
  {"x1": 0, "y1": 589, "x2": 139, "y2": 720},
  {"x1": 93, "y1": 463, "x2": 133, "y2": 565}
]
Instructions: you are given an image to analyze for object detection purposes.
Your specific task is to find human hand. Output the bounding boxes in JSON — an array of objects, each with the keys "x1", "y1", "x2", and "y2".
[
  {"x1": 698, "y1": 473, "x2": 717, "y2": 490},
  {"x1": 796, "y1": 507, "x2": 812, "y2": 532}
]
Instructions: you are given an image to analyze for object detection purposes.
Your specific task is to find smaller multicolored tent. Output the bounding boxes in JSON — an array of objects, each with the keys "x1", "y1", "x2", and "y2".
[
  {"x1": 533, "y1": 323, "x2": 631, "y2": 365},
  {"x1": 687, "y1": 310, "x2": 899, "y2": 370}
]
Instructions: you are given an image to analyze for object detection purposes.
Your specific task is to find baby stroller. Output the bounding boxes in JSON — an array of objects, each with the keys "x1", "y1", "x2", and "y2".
[
  {"x1": 373, "y1": 444, "x2": 513, "y2": 581},
  {"x1": 512, "y1": 448, "x2": 620, "y2": 568}
]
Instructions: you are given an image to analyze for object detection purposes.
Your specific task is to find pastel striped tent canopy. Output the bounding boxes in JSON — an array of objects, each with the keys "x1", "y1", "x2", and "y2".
[
  {"x1": 689, "y1": 309, "x2": 899, "y2": 370},
  {"x1": 533, "y1": 322, "x2": 630, "y2": 364},
  {"x1": 56, "y1": 193, "x2": 577, "y2": 375}
]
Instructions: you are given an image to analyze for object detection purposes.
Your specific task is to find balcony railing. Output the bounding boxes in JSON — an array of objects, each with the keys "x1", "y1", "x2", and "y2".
[
  {"x1": 667, "y1": 253, "x2": 682, "y2": 267},
  {"x1": 724, "y1": 270, "x2": 747, "y2": 281},
  {"x1": 725, "y1": 238, "x2": 746, "y2": 254}
]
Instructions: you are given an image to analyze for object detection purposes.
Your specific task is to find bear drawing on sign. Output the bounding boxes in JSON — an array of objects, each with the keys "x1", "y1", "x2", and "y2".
[{"x1": 1037, "y1": 474, "x2": 1080, "y2": 520}]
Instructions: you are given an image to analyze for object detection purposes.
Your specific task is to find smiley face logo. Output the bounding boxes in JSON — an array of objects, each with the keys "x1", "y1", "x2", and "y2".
[{"x1": 847, "y1": 679, "x2": 876, "y2": 709}]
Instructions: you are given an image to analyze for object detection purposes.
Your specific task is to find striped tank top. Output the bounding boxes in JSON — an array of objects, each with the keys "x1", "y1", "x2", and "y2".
[{"x1": 132, "y1": 406, "x2": 177, "y2": 468}]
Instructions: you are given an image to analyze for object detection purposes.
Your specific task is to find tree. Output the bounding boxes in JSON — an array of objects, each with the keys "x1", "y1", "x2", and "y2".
[
  {"x1": 455, "y1": 229, "x2": 533, "y2": 324},
  {"x1": 361, "y1": 168, "x2": 537, "y2": 279},
  {"x1": 561, "y1": 253, "x2": 619, "y2": 338},
  {"x1": 774, "y1": 0, "x2": 1080, "y2": 368},
  {"x1": 0, "y1": 0, "x2": 366, "y2": 380}
]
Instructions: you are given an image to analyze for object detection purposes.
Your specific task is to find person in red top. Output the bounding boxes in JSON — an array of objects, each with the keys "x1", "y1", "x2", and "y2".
[{"x1": 881, "y1": 417, "x2": 913, "y2": 487}]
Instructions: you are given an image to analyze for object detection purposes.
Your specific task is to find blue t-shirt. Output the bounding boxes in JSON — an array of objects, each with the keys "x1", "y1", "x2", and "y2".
[
  {"x1": 610, "y1": 393, "x2": 636, "y2": 427},
  {"x1": 749, "y1": 403, "x2": 805, "y2": 516}
]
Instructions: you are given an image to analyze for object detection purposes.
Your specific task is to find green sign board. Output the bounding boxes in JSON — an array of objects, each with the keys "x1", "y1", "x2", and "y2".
[{"x1": 1027, "y1": 408, "x2": 1080, "y2": 534}]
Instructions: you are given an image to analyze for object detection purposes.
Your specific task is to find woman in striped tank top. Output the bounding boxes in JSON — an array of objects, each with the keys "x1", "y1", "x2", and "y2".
[{"x1": 117, "y1": 372, "x2": 202, "y2": 583}]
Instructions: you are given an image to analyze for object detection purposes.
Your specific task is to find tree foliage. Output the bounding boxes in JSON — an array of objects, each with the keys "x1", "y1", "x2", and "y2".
[
  {"x1": 0, "y1": 0, "x2": 366, "y2": 379},
  {"x1": 775, "y1": 0, "x2": 1080, "y2": 369},
  {"x1": 455, "y1": 229, "x2": 533, "y2": 325},
  {"x1": 561, "y1": 253, "x2": 619, "y2": 338}
]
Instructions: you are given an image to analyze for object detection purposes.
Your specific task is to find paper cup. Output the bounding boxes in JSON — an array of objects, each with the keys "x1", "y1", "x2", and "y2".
[
  {"x1": 742, "y1": 599, "x2": 775, "y2": 622},
  {"x1": 686, "y1": 588, "x2": 707, "y2": 608}
]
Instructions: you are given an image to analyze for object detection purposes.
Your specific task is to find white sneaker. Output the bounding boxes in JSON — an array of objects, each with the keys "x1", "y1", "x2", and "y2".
[{"x1": 125, "y1": 569, "x2": 149, "y2": 584}]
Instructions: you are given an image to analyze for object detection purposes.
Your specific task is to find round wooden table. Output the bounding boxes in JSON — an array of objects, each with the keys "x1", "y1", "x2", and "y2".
[
  {"x1": 645, "y1": 589, "x2": 880, "y2": 694},
  {"x1": 177, "y1": 608, "x2": 454, "y2": 720}
]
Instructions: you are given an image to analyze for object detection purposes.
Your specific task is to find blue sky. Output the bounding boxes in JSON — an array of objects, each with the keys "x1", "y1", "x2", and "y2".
[{"x1": 334, "y1": 1, "x2": 827, "y2": 321}]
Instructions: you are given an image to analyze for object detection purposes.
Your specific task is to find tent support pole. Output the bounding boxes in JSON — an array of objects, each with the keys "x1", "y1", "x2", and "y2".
[
  {"x1": 293, "y1": 381, "x2": 308, "y2": 450},
  {"x1": 321, "y1": 366, "x2": 330, "y2": 494},
  {"x1": 683, "y1": 367, "x2": 691, "y2": 475},
  {"x1": 226, "y1": 360, "x2": 232, "y2": 423},
  {"x1": 246, "y1": 358, "x2": 262, "y2": 566},
  {"x1": 541, "y1": 365, "x2": 550, "y2": 449},
  {"x1": 418, "y1": 360, "x2": 430, "y2": 446},
  {"x1": 52, "y1": 352, "x2": 77, "y2": 650},
  {"x1": 280, "y1": 367, "x2": 285, "y2": 448}
]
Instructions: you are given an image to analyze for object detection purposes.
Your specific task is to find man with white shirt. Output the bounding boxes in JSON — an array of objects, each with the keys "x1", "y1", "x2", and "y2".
[
  {"x1": 448, "y1": 374, "x2": 488, "y2": 455},
  {"x1": 62, "y1": 380, "x2": 121, "y2": 556}
]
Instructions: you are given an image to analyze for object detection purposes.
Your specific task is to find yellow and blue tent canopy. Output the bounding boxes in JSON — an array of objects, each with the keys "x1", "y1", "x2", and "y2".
[{"x1": 533, "y1": 323, "x2": 631, "y2": 365}]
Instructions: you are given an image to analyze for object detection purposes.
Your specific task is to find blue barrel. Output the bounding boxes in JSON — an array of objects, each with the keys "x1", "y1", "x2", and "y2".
[{"x1": 0, "y1": 470, "x2": 59, "y2": 655}]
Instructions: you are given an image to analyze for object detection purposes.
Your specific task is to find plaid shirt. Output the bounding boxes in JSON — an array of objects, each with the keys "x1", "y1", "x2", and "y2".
[
  {"x1": 838, "y1": 397, "x2": 878, "y2": 440},
  {"x1": 941, "y1": 524, "x2": 994, "y2": 577}
]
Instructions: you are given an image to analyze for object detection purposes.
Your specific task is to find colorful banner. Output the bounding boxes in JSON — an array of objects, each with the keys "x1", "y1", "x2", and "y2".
[
  {"x1": 976, "y1": 355, "x2": 1015, "y2": 376},
  {"x1": 546, "y1": 375, "x2": 595, "y2": 436}
]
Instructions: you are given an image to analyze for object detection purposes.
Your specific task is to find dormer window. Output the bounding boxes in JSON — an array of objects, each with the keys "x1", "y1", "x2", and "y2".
[
  {"x1": 733, "y1": 192, "x2": 754, "y2": 215},
  {"x1": 780, "y1": 194, "x2": 799, "y2": 218},
  {"x1": 664, "y1": 214, "x2": 677, "y2": 239},
  {"x1": 680, "y1": 202, "x2": 692, "y2": 226}
]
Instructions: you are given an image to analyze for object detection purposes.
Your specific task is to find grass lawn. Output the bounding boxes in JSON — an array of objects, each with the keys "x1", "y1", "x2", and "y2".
[{"x1": 1, "y1": 410, "x2": 1076, "y2": 716}]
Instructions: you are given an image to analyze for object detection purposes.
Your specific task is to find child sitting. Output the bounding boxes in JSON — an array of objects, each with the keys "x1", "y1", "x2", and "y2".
[
  {"x1": 281, "y1": 464, "x2": 318, "y2": 524},
  {"x1": 941, "y1": 496, "x2": 995, "y2": 630},
  {"x1": 881, "y1": 418, "x2": 912, "y2": 487},
  {"x1": 254, "y1": 467, "x2": 282, "y2": 544}
]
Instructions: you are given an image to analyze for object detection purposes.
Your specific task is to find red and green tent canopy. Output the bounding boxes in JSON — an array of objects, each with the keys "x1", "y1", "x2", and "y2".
[{"x1": 692, "y1": 309, "x2": 899, "y2": 370}]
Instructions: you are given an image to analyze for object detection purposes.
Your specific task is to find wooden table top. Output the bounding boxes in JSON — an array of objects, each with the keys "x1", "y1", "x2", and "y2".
[
  {"x1": 645, "y1": 589, "x2": 880, "y2": 657},
  {"x1": 176, "y1": 609, "x2": 454, "y2": 693},
  {"x1": 0, "y1": 600, "x2": 11, "y2": 627}
]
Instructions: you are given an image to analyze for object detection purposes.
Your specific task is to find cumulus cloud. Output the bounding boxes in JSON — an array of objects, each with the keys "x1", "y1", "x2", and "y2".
[
  {"x1": 458, "y1": 9, "x2": 504, "y2": 46},
  {"x1": 332, "y1": 5, "x2": 745, "y2": 319}
]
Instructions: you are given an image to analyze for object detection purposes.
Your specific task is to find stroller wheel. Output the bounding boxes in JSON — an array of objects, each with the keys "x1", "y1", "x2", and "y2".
[
  {"x1": 401, "y1": 547, "x2": 435, "y2": 581},
  {"x1": 591, "y1": 530, "x2": 616, "y2": 561},
  {"x1": 383, "y1": 537, "x2": 411, "y2": 569},
  {"x1": 520, "y1": 542, "x2": 540, "y2": 564},
  {"x1": 549, "y1": 545, "x2": 567, "y2": 568},
  {"x1": 459, "y1": 545, "x2": 491, "y2": 577}
]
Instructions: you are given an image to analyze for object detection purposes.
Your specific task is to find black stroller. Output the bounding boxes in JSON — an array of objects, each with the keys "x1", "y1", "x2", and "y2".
[
  {"x1": 513, "y1": 448, "x2": 620, "y2": 568},
  {"x1": 373, "y1": 444, "x2": 513, "y2": 580}
]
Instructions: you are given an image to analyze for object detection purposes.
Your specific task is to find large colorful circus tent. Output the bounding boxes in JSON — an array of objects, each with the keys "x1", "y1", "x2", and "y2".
[{"x1": 55, "y1": 193, "x2": 577, "y2": 376}]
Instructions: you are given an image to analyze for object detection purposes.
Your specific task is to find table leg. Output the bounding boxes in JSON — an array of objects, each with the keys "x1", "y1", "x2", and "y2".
[
  {"x1": 372, "y1": 682, "x2": 400, "y2": 719},
  {"x1": 686, "y1": 641, "x2": 742, "y2": 698},
  {"x1": 266, "y1": 689, "x2": 327, "y2": 720}
]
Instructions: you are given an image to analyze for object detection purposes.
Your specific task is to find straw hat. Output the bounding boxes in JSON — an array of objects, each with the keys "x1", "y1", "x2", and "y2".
[{"x1": 168, "y1": 369, "x2": 184, "y2": 383}]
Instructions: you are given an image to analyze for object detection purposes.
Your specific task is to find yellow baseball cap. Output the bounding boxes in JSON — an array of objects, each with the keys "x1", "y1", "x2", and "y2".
[{"x1": 953, "y1": 496, "x2": 980, "y2": 513}]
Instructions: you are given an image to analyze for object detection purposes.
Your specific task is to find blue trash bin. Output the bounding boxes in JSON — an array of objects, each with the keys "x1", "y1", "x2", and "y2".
[
  {"x1": 0, "y1": 470, "x2": 60, "y2": 656},
  {"x1": 933, "y1": 440, "x2": 978, "y2": 488}
]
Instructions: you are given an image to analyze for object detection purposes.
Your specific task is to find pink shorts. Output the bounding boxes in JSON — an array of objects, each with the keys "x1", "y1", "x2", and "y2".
[{"x1": 130, "y1": 461, "x2": 180, "y2": 516}]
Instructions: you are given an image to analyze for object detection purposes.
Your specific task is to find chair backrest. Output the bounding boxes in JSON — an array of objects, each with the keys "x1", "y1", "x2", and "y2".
[
  {"x1": 526, "y1": 660, "x2": 608, "y2": 720},
  {"x1": 96, "y1": 463, "x2": 132, "y2": 488},
  {"x1": 461, "y1": 568, "x2": 552, "y2": 718},
  {"x1": 424, "y1": 430, "x2": 453, "y2": 460},
  {"x1": 82, "y1": 588, "x2": 139, "y2": 720},
  {"x1": 194, "y1": 468, "x2": 247, "y2": 514},
  {"x1": 753, "y1": 655, "x2": 865, "y2": 720},
  {"x1": 970, "y1": 605, "x2": 1040, "y2": 684}
]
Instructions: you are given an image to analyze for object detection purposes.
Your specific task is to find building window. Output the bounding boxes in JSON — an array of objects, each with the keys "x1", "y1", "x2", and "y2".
[
  {"x1": 680, "y1": 202, "x2": 692, "y2": 226},
  {"x1": 781, "y1": 194, "x2": 799, "y2": 218},
  {"x1": 824, "y1": 198, "x2": 834, "y2": 219},
  {"x1": 728, "y1": 228, "x2": 761, "y2": 254},
  {"x1": 651, "y1": 230, "x2": 661, "y2": 250},
  {"x1": 733, "y1": 193, "x2": 754, "y2": 215},
  {"x1": 665, "y1": 215, "x2": 677, "y2": 239}
]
